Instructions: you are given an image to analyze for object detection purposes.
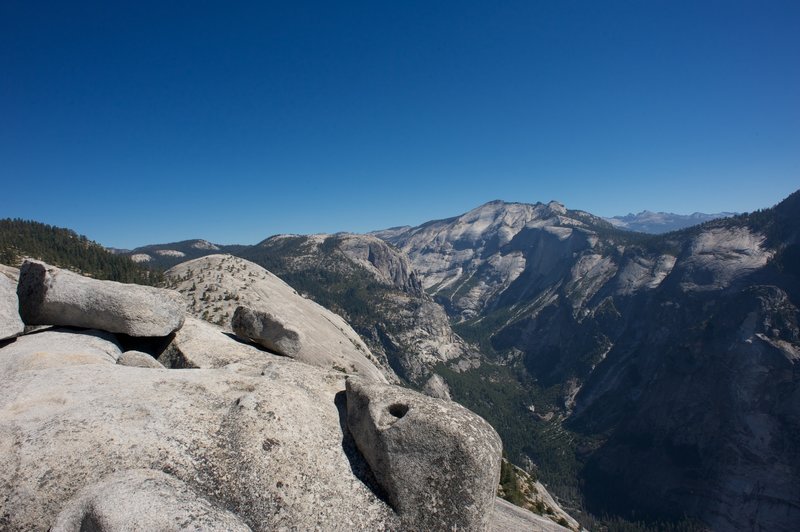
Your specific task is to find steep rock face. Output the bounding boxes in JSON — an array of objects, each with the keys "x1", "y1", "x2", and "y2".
[
  {"x1": 335, "y1": 234, "x2": 423, "y2": 295},
  {"x1": 165, "y1": 254, "x2": 388, "y2": 383},
  {"x1": 238, "y1": 233, "x2": 477, "y2": 385},
  {"x1": 492, "y1": 498, "x2": 571, "y2": 532},
  {"x1": 375, "y1": 200, "x2": 612, "y2": 320},
  {"x1": 376, "y1": 193, "x2": 800, "y2": 529},
  {"x1": 574, "y1": 284, "x2": 800, "y2": 531}
]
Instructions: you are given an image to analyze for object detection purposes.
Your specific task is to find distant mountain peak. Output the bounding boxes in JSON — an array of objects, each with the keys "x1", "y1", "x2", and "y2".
[{"x1": 606, "y1": 211, "x2": 736, "y2": 234}]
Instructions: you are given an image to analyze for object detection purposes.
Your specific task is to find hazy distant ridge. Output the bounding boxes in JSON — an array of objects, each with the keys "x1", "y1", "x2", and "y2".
[{"x1": 605, "y1": 210, "x2": 736, "y2": 233}]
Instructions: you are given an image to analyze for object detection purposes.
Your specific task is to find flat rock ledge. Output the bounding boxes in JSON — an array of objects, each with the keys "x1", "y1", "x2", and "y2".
[
  {"x1": 17, "y1": 259, "x2": 185, "y2": 337},
  {"x1": 346, "y1": 377, "x2": 503, "y2": 531}
]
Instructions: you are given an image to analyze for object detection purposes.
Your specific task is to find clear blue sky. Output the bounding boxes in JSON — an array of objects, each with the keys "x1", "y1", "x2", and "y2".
[{"x1": 2, "y1": 1, "x2": 798, "y2": 248}]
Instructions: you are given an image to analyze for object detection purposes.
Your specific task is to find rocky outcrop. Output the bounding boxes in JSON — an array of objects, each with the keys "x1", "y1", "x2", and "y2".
[
  {"x1": 345, "y1": 378, "x2": 502, "y2": 531},
  {"x1": 0, "y1": 291, "x2": 508, "y2": 530},
  {"x1": 492, "y1": 498, "x2": 571, "y2": 532},
  {"x1": 17, "y1": 260, "x2": 185, "y2": 337},
  {"x1": 422, "y1": 373, "x2": 451, "y2": 400},
  {"x1": 0, "y1": 271, "x2": 24, "y2": 341},
  {"x1": 375, "y1": 193, "x2": 800, "y2": 529},
  {"x1": 0, "y1": 330, "x2": 398, "y2": 530},
  {"x1": 117, "y1": 350, "x2": 164, "y2": 369},
  {"x1": 238, "y1": 234, "x2": 478, "y2": 385},
  {"x1": 50, "y1": 470, "x2": 252, "y2": 531},
  {"x1": 335, "y1": 233, "x2": 423, "y2": 295},
  {"x1": 232, "y1": 306, "x2": 303, "y2": 357},
  {"x1": 158, "y1": 315, "x2": 270, "y2": 369},
  {"x1": 0, "y1": 328, "x2": 122, "y2": 375},
  {"x1": 166, "y1": 254, "x2": 388, "y2": 382}
]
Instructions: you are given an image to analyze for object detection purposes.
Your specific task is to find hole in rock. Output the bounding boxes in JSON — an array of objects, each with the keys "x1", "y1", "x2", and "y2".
[{"x1": 388, "y1": 403, "x2": 409, "y2": 419}]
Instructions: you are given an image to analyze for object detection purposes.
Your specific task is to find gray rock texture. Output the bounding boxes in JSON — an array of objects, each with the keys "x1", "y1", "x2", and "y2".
[
  {"x1": 345, "y1": 378, "x2": 502, "y2": 531},
  {"x1": 117, "y1": 350, "x2": 164, "y2": 369},
  {"x1": 238, "y1": 234, "x2": 479, "y2": 385},
  {"x1": 0, "y1": 271, "x2": 24, "y2": 341},
  {"x1": 0, "y1": 328, "x2": 121, "y2": 376},
  {"x1": 232, "y1": 306, "x2": 303, "y2": 358},
  {"x1": 334, "y1": 233, "x2": 423, "y2": 295},
  {"x1": 375, "y1": 193, "x2": 800, "y2": 530},
  {"x1": 0, "y1": 327, "x2": 400, "y2": 531},
  {"x1": 50, "y1": 469, "x2": 252, "y2": 532},
  {"x1": 0, "y1": 264, "x2": 19, "y2": 283},
  {"x1": 492, "y1": 498, "x2": 571, "y2": 532},
  {"x1": 158, "y1": 316, "x2": 271, "y2": 369},
  {"x1": 166, "y1": 254, "x2": 388, "y2": 382},
  {"x1": 16, "y1": 260, "x2": 185, "y2": 337},
  {"x1": 422, "y1": 373, "x2": 452, "y2": 400}
]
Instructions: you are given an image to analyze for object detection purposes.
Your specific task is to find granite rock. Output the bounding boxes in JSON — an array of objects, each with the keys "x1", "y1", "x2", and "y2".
[
  {"x1": 345, "y1": 377, "x2": 502, "y2": 531},
  {"x1": 50, "y1": 469, "x2": 252, "y2": 532},
  {"x1": 17, "y1": 260, "x2": 185, "y2": 337},
  {"x1": 0, "y1": 271, "x2": 24, "y2": 341}
]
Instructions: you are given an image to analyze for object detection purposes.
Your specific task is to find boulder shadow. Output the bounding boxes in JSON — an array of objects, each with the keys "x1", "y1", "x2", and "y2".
[
  {"x1": 334, "y1": 390, "x2": 391, "y2": 507},
  {"x1": 221, "y1": 332, "x2": 287, "y2": 357}
]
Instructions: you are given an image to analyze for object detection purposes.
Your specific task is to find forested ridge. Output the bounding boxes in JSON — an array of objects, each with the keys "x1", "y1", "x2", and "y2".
[{"x1": 0, "y1": 218, "x2": 162, "y2": 285}]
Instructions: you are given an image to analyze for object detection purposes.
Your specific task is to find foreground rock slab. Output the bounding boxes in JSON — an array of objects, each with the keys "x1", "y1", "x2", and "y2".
[
  {"x1": 346, "y1": 378, "x2": 502, "y2": 531},
  {"x1": 0, "y1": 271, "x2": 24, "y2": 341},
  {"x1": 0, "y1": 328, "x2": 121, "y2": 376},
  {"x1": 17, "y1": 260, "x2": 185, "y2": 337},
  {"x1": 0, "y1": 328, "x2": 398, "y2": 531},
  {"x1": 51, "y1": 469, "x2": 252, "y2": 532}
]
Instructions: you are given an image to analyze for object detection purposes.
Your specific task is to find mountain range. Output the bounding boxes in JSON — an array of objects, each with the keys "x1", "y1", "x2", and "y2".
[
  {"x1": 606, "y1": 211, "x2": 736, "y2": 233},
  {"x1": 3, "y1": 191, "x2": 798, "y2": 530}
]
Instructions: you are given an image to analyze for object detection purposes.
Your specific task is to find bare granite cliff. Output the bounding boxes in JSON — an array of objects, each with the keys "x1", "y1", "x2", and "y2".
[{"x1": 375, "y1": 191, "x2": 800, "y2": 529}]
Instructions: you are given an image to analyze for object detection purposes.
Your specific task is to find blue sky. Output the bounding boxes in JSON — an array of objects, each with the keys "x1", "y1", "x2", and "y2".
[{"x1": 2, "y1": 1, "x2": 798, "y2": 248}]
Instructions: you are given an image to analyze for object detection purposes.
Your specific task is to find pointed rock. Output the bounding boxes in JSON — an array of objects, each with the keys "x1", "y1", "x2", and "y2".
[{"x1": 345, "y1": 377, "x2": 502, "y2": 531}]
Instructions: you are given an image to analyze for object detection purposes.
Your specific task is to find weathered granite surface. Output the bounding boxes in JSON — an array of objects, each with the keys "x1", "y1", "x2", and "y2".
[
  {"x1": 346, "y1": 378, "x2": 502, "y2": 531},
  {"x1": 0, "y1": 271, "x2": 24, "y2": 341},
  {"x1": 17, "y1": 260, "x2": 185, "y2": 337}
]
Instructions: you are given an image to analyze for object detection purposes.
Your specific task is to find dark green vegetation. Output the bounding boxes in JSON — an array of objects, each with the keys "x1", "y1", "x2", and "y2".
[
  {"x1": 124, "y1": 239, "x2": 248, "y2": 270},
  {"x1": 239, "y1": 236, "x2": 388, "y2": 325},
  {"x1": 0, "y1": 219, "x2": 162, "y2": 285}
]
